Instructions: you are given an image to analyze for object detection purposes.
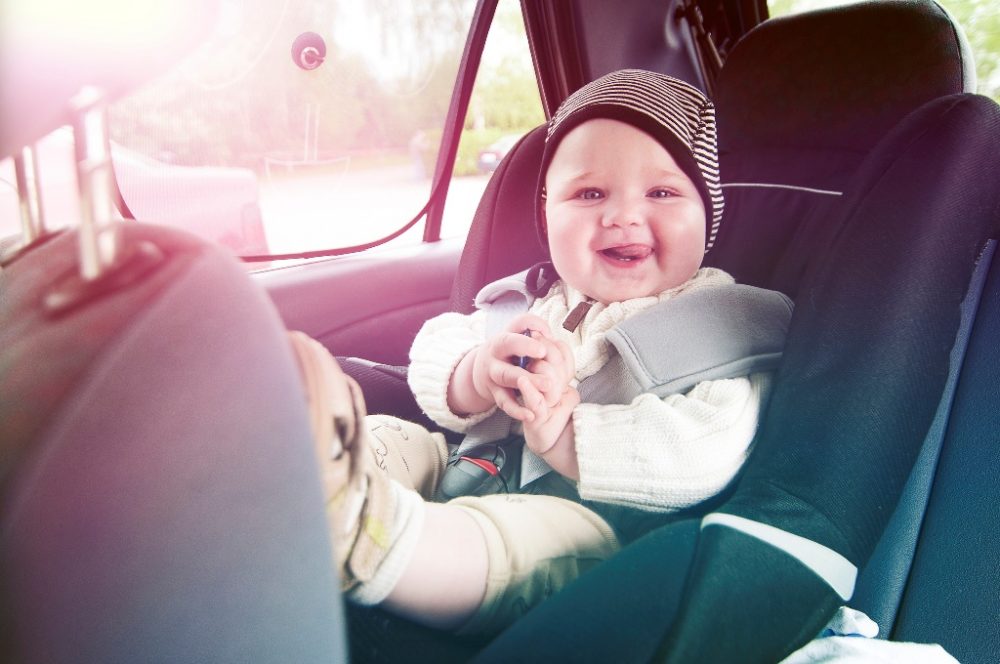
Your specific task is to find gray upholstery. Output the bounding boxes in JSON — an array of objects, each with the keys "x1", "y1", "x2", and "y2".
[{"x1": 1, "y1": 224, "x2": 345, "y2": 662}]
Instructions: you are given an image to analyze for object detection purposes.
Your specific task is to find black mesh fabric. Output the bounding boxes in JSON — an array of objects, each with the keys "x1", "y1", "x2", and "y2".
[
  {"x1": 891, "y1": 248, "x2": 1000, "y2": 662},
  {"x1": 448, "y1": 126, "x2": 549, "y2": 313},
  {"x1": 706, "y1": 0, "x2": 969, "y2": 296},
  {"x1": 662, "y1": 93, "x2": 1000, "y2": 662}
]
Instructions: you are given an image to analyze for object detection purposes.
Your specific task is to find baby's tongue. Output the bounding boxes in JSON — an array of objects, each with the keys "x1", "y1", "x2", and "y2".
[{"x1": 601, "y1": 244, "x2": 652, "y2": 261}]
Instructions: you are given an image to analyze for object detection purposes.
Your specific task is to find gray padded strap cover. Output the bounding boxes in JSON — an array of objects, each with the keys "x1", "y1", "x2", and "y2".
[
  {"x1": 475, "y1": 267, "x2": 535, "y2": 338},
  {"x1": 580, "y1": 284, "x2": 793, "y2": 405},
  {"x1": 460, "y1": 278, "x2": 793, "y2": 488}
]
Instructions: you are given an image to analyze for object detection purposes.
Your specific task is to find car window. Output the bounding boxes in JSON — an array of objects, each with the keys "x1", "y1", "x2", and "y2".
[
  {"x1": 439, "y1": 2, "x2": 544, "y2": 240},
  {"x1": 101, "y1": 0, "x2": 484, "y2": 263},
  {"x1": 90, "y1": 0, "x2": 541, "y2": 265},
  {"x1": 0, "y1": 3, "x2": 543, "y2": 261},
  {"x1": 767, "y1": 0, "x2": 1000, "y2": 104}
]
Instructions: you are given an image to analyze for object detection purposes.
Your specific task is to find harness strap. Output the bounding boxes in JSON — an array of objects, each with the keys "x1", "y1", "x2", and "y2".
[{"x1": 459, "y1": 274, "x2": 794, "y2": 489}]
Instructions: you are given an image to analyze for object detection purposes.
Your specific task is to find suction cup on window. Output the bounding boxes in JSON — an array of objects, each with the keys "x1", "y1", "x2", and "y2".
[{"x1": 291, "y1": 32, "x2": 326, "y2": 70}]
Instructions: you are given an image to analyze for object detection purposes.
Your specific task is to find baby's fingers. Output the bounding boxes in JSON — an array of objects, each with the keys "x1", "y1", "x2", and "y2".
[
  {"x1": 506, "y1": 313, "x2": 553, "y2": 340},
  {"x1": 491, "y1": 385, "x2": 535, "y2": 423},
  {"x1": 516, "y1": 374, "x2": 549, "y2": 421}
]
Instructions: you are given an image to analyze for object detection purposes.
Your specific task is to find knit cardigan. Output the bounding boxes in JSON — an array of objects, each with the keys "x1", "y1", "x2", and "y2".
[{"x1": 408, "y1": 267, "x2": 770, "y2": 513}]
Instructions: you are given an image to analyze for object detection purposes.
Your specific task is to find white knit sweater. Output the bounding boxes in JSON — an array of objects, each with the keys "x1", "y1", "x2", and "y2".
[{"x1": 408, "y1": 267, "x2": 770, "y2": 513}]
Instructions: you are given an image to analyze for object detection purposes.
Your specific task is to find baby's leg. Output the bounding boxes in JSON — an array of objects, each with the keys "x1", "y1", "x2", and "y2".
[
  {"x1": 386, "y1": 494, "x2": 620, "y2": 635},
  {"x1": 287, "y1": 332, "x2": 617, "y2": 634},
  {"x1": 365, "y1": 415, "x2": 448, "y2": 499},
  {"x1": 288, "y1": 332, "x2": 481, "y2": 623},
  {"x1": 381, "y1": 503, "x2": 490, "y2": 630}
]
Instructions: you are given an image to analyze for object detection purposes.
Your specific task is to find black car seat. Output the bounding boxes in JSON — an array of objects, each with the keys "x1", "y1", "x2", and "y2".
[
  {"x1": 473, "y1": 92, "x2": 1000, "y2": 664},
  {"x1": 704, "y1": 0, "x2": 976, "y2": 296},
  {"x1": 471, "y1": 1, "x2": 997, "y2": 662},
  {"x1": 347, "y1": 1, "x2": 996, "y2": 662},
  {"x1": 704, "y1": 0, "x2": 992, "y2": 650}
]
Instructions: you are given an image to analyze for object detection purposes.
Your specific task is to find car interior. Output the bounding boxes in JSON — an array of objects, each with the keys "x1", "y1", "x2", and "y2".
[{"x1": 1, "y1": 0, "x2": 998, "y2": 662}]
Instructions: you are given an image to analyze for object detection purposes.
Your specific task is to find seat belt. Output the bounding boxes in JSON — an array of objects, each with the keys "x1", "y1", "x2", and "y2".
[{"x1": 453, "y1": 272, "x2": 793, "y2": 489}]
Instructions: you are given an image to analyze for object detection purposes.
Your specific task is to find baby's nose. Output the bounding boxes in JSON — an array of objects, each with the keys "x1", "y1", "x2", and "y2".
[{"x1": 602, "y1": 198, "x2": 644, "y2": 227}]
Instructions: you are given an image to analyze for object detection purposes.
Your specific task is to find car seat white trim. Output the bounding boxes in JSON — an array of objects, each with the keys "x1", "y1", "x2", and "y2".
[
  {"x1": 701, "y1": 512, "x2": 857, "y2": 601},
  {"x1": 721, "y1": 182, "x2": 843, "y2": 196}
]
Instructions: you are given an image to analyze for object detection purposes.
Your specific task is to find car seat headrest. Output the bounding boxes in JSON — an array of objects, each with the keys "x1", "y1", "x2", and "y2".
[
  {"x1": 706, "y1": 0, "x2": 973, "y2": 295},
  {"x1": 449, "y1": 125, "x2": 549, "y2": 312},
  {"x1": 716, "y1": 0, "x2": 973, "y2": 156}
]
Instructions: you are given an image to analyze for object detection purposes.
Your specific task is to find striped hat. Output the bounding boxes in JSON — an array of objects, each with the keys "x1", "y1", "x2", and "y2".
[{"x1": 538, "y1": 69, "x2": 724, "y2": 253}]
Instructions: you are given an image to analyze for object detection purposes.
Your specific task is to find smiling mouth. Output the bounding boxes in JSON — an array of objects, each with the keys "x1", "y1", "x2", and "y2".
[{"x1": 599, "y1": 244, "x2": 653, "y2": 262}]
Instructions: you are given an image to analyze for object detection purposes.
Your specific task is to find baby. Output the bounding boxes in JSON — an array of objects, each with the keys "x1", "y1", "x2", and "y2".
[{"x1": 291, "y1": 69, "x2": 782, "y2": 636}]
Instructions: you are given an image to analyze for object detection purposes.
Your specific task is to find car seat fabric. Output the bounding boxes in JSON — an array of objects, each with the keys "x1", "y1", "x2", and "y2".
[
  {"x1": 472, "y1": 92, "x2": 1000, "y2": 664},
  {"x1": 850, "y1": 240, "x2": 995, "y2": 636},
  {"x1": 448, "y1": 125, "x2": 548, "y2": 314},
  {"x1": 657, "y1": 93, "x2": 1000, "y2": 662},
  {"x1": 706, "y1": 0, "x2": 972, "y2": 297},
  {"x1": 889, "y1": 244, "x2": 1000, "y2": 663},
  {"x1": 0, "y1": 224, "x2": 346, "y2": 662}
]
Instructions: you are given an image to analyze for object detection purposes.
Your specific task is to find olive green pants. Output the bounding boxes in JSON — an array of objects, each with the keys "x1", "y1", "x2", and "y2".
[{"x1": 365, "y1": 415, "x2": 620, "y2": 635}]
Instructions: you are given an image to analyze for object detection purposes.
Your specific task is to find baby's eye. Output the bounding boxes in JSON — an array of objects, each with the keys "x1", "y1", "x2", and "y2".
[
  {"x1": 575, "y1": 188, "x2": 604, "y2": 201},
  {"x1": 648, "y1": 188, "x2": 678, "y2": 199}
]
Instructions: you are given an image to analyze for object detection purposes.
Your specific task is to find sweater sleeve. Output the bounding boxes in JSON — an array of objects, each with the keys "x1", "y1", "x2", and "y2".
[
  {"x1": 573, "y1": 373, "x2": 771, "y2": 512},
  {"x1": 407, "y1": 309, "x2": 497, "y2": 432}
]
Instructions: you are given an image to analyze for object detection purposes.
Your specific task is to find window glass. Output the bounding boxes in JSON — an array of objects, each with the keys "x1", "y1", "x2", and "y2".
[
  {"x1": 106, "y1": 0, "x2": 478, "y2": 260},
  {"x1": 767, "y1": 0, "x2": 1000, "y2": 104},
  {"x1": 439, "y1": 1, "x2": 545, "y2": 240},
  {"x1": 0, "y1": 1, "x2": 542, "y2": 255}
]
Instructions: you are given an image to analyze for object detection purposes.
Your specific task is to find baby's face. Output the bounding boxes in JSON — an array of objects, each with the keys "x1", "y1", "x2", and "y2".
[{"x1": 544, "y1": 118, "x2": 706, "y2": 304}]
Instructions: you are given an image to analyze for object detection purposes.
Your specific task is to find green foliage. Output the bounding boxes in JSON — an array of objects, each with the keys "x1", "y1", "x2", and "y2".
[
  {"x1": 454, "y1": 128, "x2": 510, "y2": 176},
  {"x1": 938, "y1": 0, "x2": 1000, "y2": 101},
  {"x1": 469, "y1": 57, "x2": 544, "y2": 132}
]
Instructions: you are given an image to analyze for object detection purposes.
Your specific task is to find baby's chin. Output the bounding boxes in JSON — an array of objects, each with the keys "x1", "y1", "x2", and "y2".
[
  {"x1": 577, "y1": 273, "x2": 698, "y2": 304},
  {"x1": 579, "y1": 282, "x2": 661, "y2": 305}
]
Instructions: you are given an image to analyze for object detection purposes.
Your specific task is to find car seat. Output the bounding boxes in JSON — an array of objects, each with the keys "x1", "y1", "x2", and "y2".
[
  {"x1": 472, "y1": 3, "x2": 1000, "y2": 663},
  {"x1": 704, "y1": 0, "x2": 977, "y2": 296},
  {"x1": 347, "y1": 1, "x2": 996, "y2": 662},
  {"x1": 0, "y1": 222, "x2": 348, "y2": 663}
]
